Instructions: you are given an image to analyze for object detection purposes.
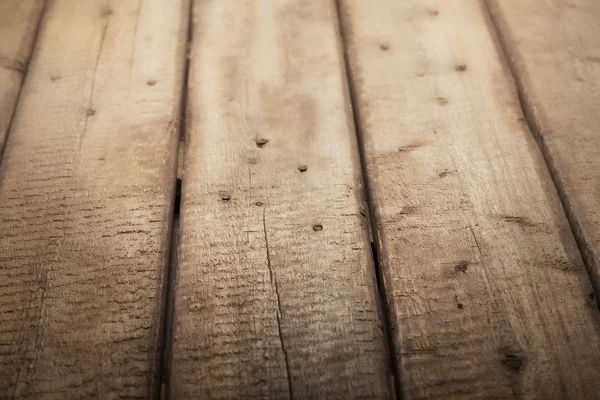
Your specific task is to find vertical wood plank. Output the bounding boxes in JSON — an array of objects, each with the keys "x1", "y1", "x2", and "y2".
[
  {"x1": 339, "y1": 0, "x2": 600, "y2": 398},
  {"x1": 0, "y1": 0, "x2": 45, "y2": 156},
  {"x1": 487, "y1": 0, "x2": 600, "y2": 297},
  {"x1": 170, "y1": 0, "x2": 393, "y2": 398},
  {"x1": 0, "y1": 0, "x2": 189, "y2": 397}
]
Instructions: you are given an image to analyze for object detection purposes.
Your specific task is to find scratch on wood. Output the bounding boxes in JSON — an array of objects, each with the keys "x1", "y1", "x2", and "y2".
[
  {"x1": 262, "y1": 207, "x2": 294, "y2": 399},
  {"x1": 468, "y1": 224, "x2": 496, "y2": 304},
  {"x1": 262, "y1": 207, "x2": 274, "y2": 284},
  {"x1": 129, "y1": 0, "x2": 144, "y2": 83},
  {"x1": 0, "y1": 56, "x2": 25, "y2": 73},
  {"x1": 501, "y1": 215, "x2": 536, "y2": 227},
  {"x1": 80, "y1": 15, "x2": 109, "y2": 151},
  {"x1": 469, "y1": 225, "x2": 483, "y2": 258}
]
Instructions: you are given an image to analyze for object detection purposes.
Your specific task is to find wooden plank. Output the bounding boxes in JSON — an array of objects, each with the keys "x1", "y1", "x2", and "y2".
[
  {"x1": 0, "y1": 0, "x2": 189, "y2": 397},
  {"x1": 487, "y1": 0, "x2": 600, "y2": 298},
  {"x1": 0, "y1": 0, "x2": 45, "y2": 156},
  {"x1": 170, "y1": 0, "x2": 393, "y2": 398},
  {"x1": 338, "y1": 0, "x2": 600, "y2": 398}
]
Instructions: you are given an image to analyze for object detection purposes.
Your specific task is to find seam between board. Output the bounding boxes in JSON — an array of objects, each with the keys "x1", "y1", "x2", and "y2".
[
  {"x1": 333, "y1": 1, "x2": 403, "y2": 399},
  {"x1": 158, "y1": 0, "x2": 194, "y2": 399}
]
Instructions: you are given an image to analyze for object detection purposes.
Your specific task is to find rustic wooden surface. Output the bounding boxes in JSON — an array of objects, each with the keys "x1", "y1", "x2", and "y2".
[
  {"x1": 339, "y1": 0, "x2": 600, "y2": 398},
  {"x1": 169, "y1": 0, "x2": 393, "y2": 398},
  {"x1": 0, "y1": 0, "x2": 188, "y2": 397},
  {"x1": 1, "y1": 0, "x2": 600, "y2": 398},
  {"x1": 0, "y1": 0, "x2": 44, "y2": 157},
  {"x1": 488, "y1": 0, "x2": 600, "y2": 297}
]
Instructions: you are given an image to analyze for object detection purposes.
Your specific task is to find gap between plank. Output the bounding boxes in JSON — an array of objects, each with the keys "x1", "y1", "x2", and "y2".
[
  {"x1": 0, "y1": 0, "x2": 48, "y2": 166},
  {"x1": 482, "y1": 0, "x2": 600, "y2": 303},
  {"x1": 158, "y1": 1, "x2": 194, "y2": 398},
  {"x1": 334, "y1": 1, "x2": 403, "y2": 398}
]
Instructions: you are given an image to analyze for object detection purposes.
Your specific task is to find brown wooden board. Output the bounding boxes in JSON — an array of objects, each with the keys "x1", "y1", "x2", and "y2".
[
  {"x1": 0, "y1": 0, "x2": 45, "y2": 157},
  {"x1": 488, "y1": 0, "x2": 600, "y2": 298},
  {"x1": 0, "y1": 0, "x2": 189, "y2": 397},
  {"x1": 339, "y1": 0, "x2": 600, "y2": 398},
  {"x1": 170, "y1": 0, "x2": 393, "y2": 398}
]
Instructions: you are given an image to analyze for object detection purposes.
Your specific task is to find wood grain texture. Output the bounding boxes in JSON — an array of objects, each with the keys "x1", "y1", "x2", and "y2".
[
  {"x1": 487, "y1": 0, "x2": 600, "y2": 298},
  {"x1": 339, "y1": 0, "x2": 600, "y2": 398},
  {"x1": 170, "y1": 0, "x2": 392, "y2": 398},
  {"x1": 0, "y1": 0, "x2": 45, "y2": 156},
  {"x1": 0, "y1": 0, "x2": 189, "y2": 397}
]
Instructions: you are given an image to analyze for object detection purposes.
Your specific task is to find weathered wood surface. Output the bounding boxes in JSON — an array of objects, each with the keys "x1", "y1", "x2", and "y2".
[
  {"x1": 0, "y1": 0, "x2": 45, "y2": 156},
  {"x1": 170, "y1": 0, "x2": 393, "y2": 398},
  {"x1": 488, "y1": 0, "x2": 600, "y2": 297},
  {"x1": 339, "y1": 0, "x2": 600, "y2": 398},
  {"x1": 0, "y1": 0, "x2": 189, "y2": 397}
]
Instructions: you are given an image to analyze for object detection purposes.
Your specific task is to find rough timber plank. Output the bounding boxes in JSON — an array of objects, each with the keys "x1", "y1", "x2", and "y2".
[
  {"x1": 487, "y1": 0, "x2": 600, "y2": 298},
  {"x1": 0, "y1": 0, "x2": 45, "y2": 156},
  {"x1": 170, "y1": 0, "x2": 392, "y2": 398},
  {"x1": 338, "y1": 0, "x2": 600, "y2": 398},
  {"x1": 0, "y1": 0, "x2": 189, "y2": 397}
]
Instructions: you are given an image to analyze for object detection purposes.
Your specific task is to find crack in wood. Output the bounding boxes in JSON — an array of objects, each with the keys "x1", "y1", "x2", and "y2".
[{"x1": 262, "y1": 206, "x2": 294, "y2": 400}]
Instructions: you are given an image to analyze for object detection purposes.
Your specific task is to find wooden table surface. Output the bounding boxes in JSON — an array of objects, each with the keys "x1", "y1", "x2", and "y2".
[{"x1": 1, "y1": 1, "x2": 599, "y2": 399}]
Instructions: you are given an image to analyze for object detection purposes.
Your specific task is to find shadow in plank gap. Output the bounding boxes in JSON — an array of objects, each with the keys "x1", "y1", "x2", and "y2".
[
  {"x1": 160, "y1": 177, "x2": 181, "y2": 399},
  {"x1": 161, "y1": 0, "x2": 194, "y2": 394},
  {"x1": 336, "y1": 0, "x2": 403, "y2": 396}
]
